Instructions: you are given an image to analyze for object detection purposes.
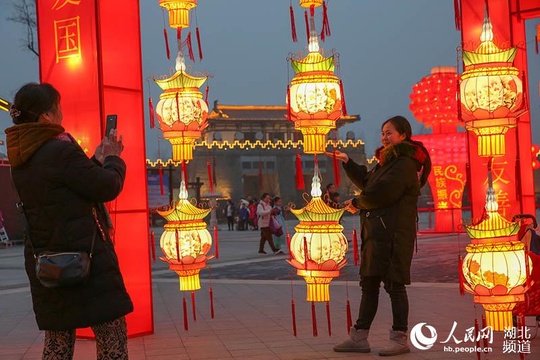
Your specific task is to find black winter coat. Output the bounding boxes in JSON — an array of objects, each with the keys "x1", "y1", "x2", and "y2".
[
  {"x1": 6, "y1": 122, "x2": 133, "y2": 330},
  {"x1": 343, "y1": 142, "x2": 426, "y2": 284}
]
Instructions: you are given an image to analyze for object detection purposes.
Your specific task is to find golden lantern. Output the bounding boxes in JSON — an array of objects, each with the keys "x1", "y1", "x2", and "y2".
[
  {"x1": 154, "y1": 54, "x2": 209, "y2": 162},
  {"x1": 300, "y1": 0, "x2": 323, "y2": 7},
  {"x1": 158, "y1": 179, "x2": 213, "y2": 291},
  {"x1": 459, "y1": 12, "x2": 525, "y2": 157},
  {"x1": 288, "y1": 15, "x2": 342, "y2": 154},
  {"x1": 287, "y1": 167, "x2": 348, "y2": 301},
  {"x1": 159, "y1": 0, "x2": 197, "y2": 29},
  {"x1": 462, "y1": 161, "x2": 532, "y2": 331}
]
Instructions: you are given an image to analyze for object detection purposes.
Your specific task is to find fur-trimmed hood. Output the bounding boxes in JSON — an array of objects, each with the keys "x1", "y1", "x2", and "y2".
[{"x1": 375, "y1": 141, "x2": 429, "y2": 172}]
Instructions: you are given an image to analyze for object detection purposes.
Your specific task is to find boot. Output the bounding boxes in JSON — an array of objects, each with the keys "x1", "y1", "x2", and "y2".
[
  {"x1": 333, "y1": 327, "x2": 370, "y2": 353},
  {"x1": 379, "y1": 330, "x2": 410, "y2": 356}
]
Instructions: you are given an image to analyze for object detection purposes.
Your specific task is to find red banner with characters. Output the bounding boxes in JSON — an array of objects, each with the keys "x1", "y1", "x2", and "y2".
[{"x1": 36, "y1": 0, "x2": 153, "y2": 337}]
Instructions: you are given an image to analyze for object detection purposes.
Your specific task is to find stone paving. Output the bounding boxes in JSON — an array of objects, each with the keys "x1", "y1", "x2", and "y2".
[{"x1": 0, "y1": 219, "x2": 539, "y2": 359}]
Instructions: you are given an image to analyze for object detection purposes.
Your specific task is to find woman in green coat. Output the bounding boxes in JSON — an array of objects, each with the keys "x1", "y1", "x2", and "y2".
[{"x1": 333, "y1": 115, "x2": 431, "y2": 356}]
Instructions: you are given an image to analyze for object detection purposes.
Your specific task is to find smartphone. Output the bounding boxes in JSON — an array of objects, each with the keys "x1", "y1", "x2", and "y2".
[{"x1": 105, "y1": 114, "x2": 118, "y2": 137}]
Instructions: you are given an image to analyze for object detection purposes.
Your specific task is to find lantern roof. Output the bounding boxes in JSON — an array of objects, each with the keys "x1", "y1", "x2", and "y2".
[
  {"x1": 291, "y1": 52, "x2": 335, "y2": 74},
  {"x1": 154, "y1": 70, "x2": 208, "y2": 91},
  {"x1": 290, "y1": 168, "x2": 345, "y2": 222},
  {"x1": 462, "y1": 12, "x2": 517, "y2": 66},
  {"x1": 157, "y1": 178, "x2": 211, "y2": 220},
  {"x1": 464, "y1": 160, "x2": 519, "y2": 239}
]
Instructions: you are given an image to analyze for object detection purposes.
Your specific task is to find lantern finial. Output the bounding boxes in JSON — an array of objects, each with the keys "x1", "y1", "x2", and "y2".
[{"x1": 310, "y1": 163, "x2": 322, "y2": 198}]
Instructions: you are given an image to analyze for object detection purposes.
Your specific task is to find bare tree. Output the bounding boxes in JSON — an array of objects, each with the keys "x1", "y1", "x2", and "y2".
[{"x1": 7, "y1": 0, "x2": 38, "y2": 57}]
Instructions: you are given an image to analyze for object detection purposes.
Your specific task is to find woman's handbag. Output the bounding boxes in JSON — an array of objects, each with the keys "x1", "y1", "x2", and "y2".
[
  {"x1": 24, "y1": 205, "x2": 98, "y2": 288},
  {"x1": 269, "y1": 215, "x2": 284, "y2": 237}
]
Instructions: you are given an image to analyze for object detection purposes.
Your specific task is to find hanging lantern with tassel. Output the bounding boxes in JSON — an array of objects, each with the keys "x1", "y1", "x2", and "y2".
[
  {"x1": 459, "y1": 8, "x2": 526, "y2": 157},
  {"x1": 287, "y1": 163, "x2": 348, "y2": 302},
  {"x1": 287, "y1": 10, "x2": 342, "y2": 154},
  {"x1": 158, "y1": 177, "x2": 213, "y2": 291},
  {"x1": 462, "y1": 159, "x2": 532, "y2": 331},
  {"x1": 154, "y1": 51, "x2": 209, "y2": 162}
]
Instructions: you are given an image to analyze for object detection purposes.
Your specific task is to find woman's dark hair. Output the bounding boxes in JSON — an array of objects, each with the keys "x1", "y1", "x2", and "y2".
[
  {"x1": 11, "y1": 83, "x2": 61, "y2": 125},
  {"x1": 260, "y1": 192, "x2": 270, "y2": 200},
  {"x1": 382, "y1": 115, "x2": 412, "y2": 141},
  {"x1": 274, "y1": 196, "x2": 281, "y2": 202},
  {"x1": 383, "y1": 115, "x2": 432, "y2": 187}
]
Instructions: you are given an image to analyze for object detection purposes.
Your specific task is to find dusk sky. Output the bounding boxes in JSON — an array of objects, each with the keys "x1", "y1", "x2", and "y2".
[{"x1": 0, "y1": 1, "x2": 539, "y2": 158}]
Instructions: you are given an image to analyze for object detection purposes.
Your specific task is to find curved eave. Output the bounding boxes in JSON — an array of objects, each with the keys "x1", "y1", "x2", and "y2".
[{"x1": 154, "y1": 70, "x2": 208, "y2": 91}]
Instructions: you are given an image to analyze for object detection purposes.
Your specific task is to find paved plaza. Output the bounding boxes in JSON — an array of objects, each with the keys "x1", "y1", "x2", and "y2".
[{"x1": 1, "y1": 218, "x2": 539, "y2": 359}]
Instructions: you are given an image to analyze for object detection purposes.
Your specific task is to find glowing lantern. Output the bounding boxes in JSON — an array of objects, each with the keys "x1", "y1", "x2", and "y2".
[
  {"x1": 459, "y1": 12, "x2": 525, "y2": 157},
  {"x1": 300, "y1": 0, "x2": 323, "y2": 7},
  {"x1": 288, "y1": 15, "x2": 342, "y2": 154},
  {"x1": 154, "y1": 54, "x2": 209, "y2": 162},
  {"x1": 409, "y1": 67, "x2": 459, "y2": 134},
  {"x1": 159, "y1": 0, "x2": 197, "y2": 28},
  {"x1": 158, "y1": 178, "x2": 213, "y2": 291},
  {"x1": 287, "y1": 166, "x2": 348, "y2": 301},
  {"x1": 462, "y1": 161, "x2": 532, "y2": 331}
]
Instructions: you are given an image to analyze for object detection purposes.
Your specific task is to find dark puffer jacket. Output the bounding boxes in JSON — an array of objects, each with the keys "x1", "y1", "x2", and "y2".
[
  {"x1": 344, "y1": 141, "x2": 428, "y2": 285},
  {"x1": 5, "y1": 122, "x2": 133, "y2": 330}
]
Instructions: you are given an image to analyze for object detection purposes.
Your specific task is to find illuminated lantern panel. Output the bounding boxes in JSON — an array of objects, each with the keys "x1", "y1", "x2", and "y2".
[
  {"x1": 462, "y1": 162, "x2": 532, "y2": 331},
  {"x1": 288, "y1": 12, "x2": 342, "y2": 154},
  {"x1": 287, "y1": 170, "x2": 348, "y2": 301},
  {"x1": 159, "y1": 0, "x2": 197, "y2": 28},
  {"x1": 154, "y1": 58, "x2": 209, "y2": 162},
  {"x1": 158, "y1": 181, "x2": 213, "y2": 291},
  {"x1": 462, "y1": 242, "x2": 531, "y2": 331},
  {"x1": 459, "y1": 13, "x2": 525, "y2": 157}
]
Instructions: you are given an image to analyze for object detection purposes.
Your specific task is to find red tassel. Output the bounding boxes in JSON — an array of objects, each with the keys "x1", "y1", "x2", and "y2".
[
  {"x1": 182, "y1": 161, "x2": 188, "y2": 190},
  {"x1": 148, "y1": 98, "x2": 155, "y2": 129},
  {"x1": 304, "y1": 10, "x2": 310, "y2": 44},
  {"x1": 158, "y1": 165, "x2": 164, "y2": 196},
  {"x1": 458, "y1": 254, "x2": 465, "y2": 295},
  {"x1": 213, "y1": 224, "x2": 219, "y2": 259},
  {"x1": 207, "y1": 161, "x2": 214, "y2": 194},
  {"x1": 322, "y1": 1, "x2": 331, "y2": 37},
  {"x1": 209, "y1": 287, "x2": 215, "y2": 318},
  {"x1": 150, "y1": 230, "x2": 156, "y2": 263},
  {"x1": 186, "y1": 32, "x2": 195, "y2": 62},
  {"x1": 175, "y1": 229, "x2": 180, "y2": 262},
  {"x1": 289, "y1": 5, "x2": 298, "y2": 42},
  {"x1": 205, "y1": 85, "x2": 210, "y2": 104},
  {"x1": 287, "y1": 85, "x2": 292, "y2": 121},
  {"x1": 295, "y1": 154, "x2": 305, "y2": 190},
  {"x1": 453, "y1": 0, "x2": 461, "y2": 31},
  {"x1": 346, "y1": 299, "x2": 352, "y2": 332},
  {"x1": 191, "y1": 291, "x2": 197, "y2": 321},
  {"x1": 481, "y1": 314, "x2": 488, "y2": 348},
  {"x1": 286, "y1": 232, "x2": 293, "y2": 260},
  {"x1": 183, "y1": 296, "x2": 188, "y2": 330},
  {"x1": 474, "y1": 318, "x2": 481, "y2": 360},
  {"x1": 303, "y1": 236, "x2": 309, "y2": 269},
  {"x1": 320, "y1": 27, "x2": 325, "y2": 42},
  {"x1": 536, "y1": 35, "x2": 539, "y2": 54},
  {"x1": 291, "y1": 299, "x2": 297, "y2": 337},
  {"x1": 332, "y1": 151, "x2": 340, "y2": 187},
  {"x1": 326, "y1": 301, "x2": 331, "y2": 336},
  {"x1": 196, "y1": 27, "x2": 203, "y2": 60},
  {"x1": 212, "y1": 156, "x2": 217, "y2": 186},
  {"x1": 311, "y1": 301, "x2": 318, "y2": 337},
  {"x1": 339, "y1": 80, "x2": 348, "y2": 116},
  {"x1": 177, "y1": 27, "x2": 182, "y2": 40},
  {"x1": 310, "y1": 4, "x2": 315, "y2": 17},
  {"x1": 163, "y1": 28, "x2": 170, "y2": 59},
  {"x1": 352, "y1": 229, "x2": 359, "y2": 266}
]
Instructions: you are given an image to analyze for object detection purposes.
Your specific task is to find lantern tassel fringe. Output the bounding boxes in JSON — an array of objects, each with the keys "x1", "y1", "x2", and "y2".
[
  {"x1": 191, "y1": 291, "x2": 197, "y2": 321},
  {"x1": 291, "y1": 299, "x2": 297, "y2": 336},
  {"x1": 311, "y1": 301, "x2": 318, "y2": 337},
  {"x1": 290, "y1": 5, "x2": 298, "y2": 42},
  {"x1": 326, "y1": 301, "x2": 332, "y2": 336},
  {"x1": 295, "y1": 154, "x2": 305, "y2": 190},
  {"x1": 209, "y1": 287, "x2": 215, "y2": 319},
  {"x1": 183, "y1": 296, "x2": 188, "y2": 330},
  {"x1": 196, "y1": 27, "x2": 203, "y2": 60}
]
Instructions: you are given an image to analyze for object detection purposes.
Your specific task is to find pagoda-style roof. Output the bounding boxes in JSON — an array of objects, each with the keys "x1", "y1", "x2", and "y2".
[{"x1": 207, "y1": 100, "x2": 359, "y2": 126}]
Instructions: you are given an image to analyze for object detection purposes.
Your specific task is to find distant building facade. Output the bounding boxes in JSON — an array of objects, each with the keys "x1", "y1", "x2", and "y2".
[{"x1": 166, "y1": 101, "x2": 366, "y2": 206}]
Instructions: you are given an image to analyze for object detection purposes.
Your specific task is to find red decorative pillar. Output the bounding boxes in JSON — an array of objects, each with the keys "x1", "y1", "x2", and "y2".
[
  {"x1": 36, "y1": 0, "x2": 153, "y2": 337},
  {"x1": 458, "y1": 0, "x2": 539, "y2": 219}
]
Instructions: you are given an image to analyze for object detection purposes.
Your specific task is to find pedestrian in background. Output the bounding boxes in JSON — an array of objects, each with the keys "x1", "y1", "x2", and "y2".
[
  {"x1": 331, "y1": 115, "x2": 431, "y2": 356},
  {"x1": 272, "y1": 196, "x2": 287, "y2": 252},
  {"x1": 256, "y1": 193, "x2": 283, "y2": 255},
  {"x1": 226, "y1": 200, "x2": 235, "y2": 231},
  {"x1": 5, "y1": 82, "x2": 133, "y2": 359}
]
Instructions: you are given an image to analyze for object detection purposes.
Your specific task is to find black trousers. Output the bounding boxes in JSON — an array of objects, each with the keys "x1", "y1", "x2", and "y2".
[
  {"x1": 259, "y1": 227, "x2": 277, "y2": 252},
  {"x1": 355, "y1": 276, "x2": 409, "y2": 332}
]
